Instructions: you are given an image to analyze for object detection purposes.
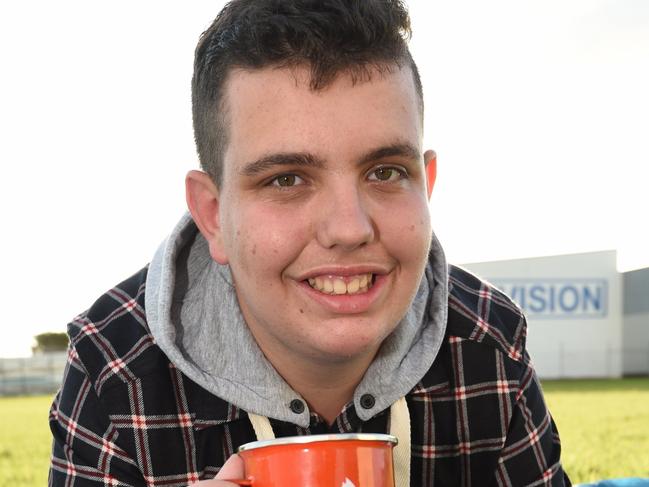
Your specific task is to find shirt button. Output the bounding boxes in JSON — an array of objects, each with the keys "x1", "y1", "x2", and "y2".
[
  {"x1": 289, "y1": 399, "x2": 305, "y2": 414},
  {"x1": 360, "y1": 394, "x2": 376, "y2": 409}
]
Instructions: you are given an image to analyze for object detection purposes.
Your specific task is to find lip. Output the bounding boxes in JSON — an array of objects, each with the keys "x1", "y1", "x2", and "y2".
[
  {"x1": 296, "y1": 265, "x2": 390, "y2": 281},
  {"x1": 294, "y1": 272, "x2": 390, "y2": 315}
]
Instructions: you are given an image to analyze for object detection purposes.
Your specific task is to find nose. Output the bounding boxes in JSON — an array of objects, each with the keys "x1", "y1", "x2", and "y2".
[{"x1": 315, "y1": 183, "x2": 376, "y2": 251}]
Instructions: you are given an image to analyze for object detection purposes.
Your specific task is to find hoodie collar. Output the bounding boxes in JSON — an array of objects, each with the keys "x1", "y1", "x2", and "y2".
[{"x1": 146, "y1": 213, "x2": 448, "y2": 428}]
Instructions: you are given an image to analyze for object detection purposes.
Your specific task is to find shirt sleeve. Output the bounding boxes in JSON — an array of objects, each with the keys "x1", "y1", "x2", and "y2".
[
  {"x1": 49, "y1": 344, "x2": 144, "y2": 487},
  {"x1": 492, "y1": 360, "x2": 572, "y2": 487}
]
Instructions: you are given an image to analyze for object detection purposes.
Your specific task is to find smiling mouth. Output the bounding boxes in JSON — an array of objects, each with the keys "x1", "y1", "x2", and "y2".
[{"x1": 306, "y1": 273, "x2": 376, "y2": 295}]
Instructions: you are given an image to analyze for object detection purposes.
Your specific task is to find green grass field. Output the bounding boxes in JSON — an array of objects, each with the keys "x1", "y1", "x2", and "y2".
[
  {"x1": 1, "y1": 379, "x2": 648, "y2": 486},
  {"x1": 0, "y1": 394, "x2": 54, "y2": 487},
  {"x1": 542, "y1": 377, "x2": 649, "y2": 483}
]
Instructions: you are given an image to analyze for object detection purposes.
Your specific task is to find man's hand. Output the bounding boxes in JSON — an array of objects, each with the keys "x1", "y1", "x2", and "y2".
[{"x1": 190, "y1": 454, "x2": 245, "y2": 486}]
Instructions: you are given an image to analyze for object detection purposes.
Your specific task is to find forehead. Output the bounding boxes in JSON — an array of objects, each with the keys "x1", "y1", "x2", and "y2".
[{"x1": 220, "y1": 65, "x2": 423, "y2": 177}]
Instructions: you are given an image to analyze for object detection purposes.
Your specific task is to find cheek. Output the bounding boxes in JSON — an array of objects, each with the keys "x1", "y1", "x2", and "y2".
[
  {"x1": 382, "y1": 199, "x2": 432, "y2": 262},
  {"x1": 230, "y1": 206, "x2": 309, "y2": 273}
]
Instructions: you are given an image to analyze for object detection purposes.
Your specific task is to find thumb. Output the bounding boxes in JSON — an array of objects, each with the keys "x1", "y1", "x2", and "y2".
[
  {"x1": 189, "y1": 454, "x2": 245, "y2": 486},
  {"x1": 216, "y1": 454, "x2": 245, "y2": 480}
]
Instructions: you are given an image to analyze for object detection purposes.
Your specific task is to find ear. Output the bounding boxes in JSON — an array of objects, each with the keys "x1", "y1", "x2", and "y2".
[
  {"x1": 424, "y1": 149, "x2": 437, "y2": 200},
  {"x1": 185, "y1": 170, "x2": 229, "y2": 264}
]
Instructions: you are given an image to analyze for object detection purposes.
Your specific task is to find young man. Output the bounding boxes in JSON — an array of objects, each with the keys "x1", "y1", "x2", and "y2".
[{"x1": 49, "y1": 1, "x2": 571, "y2": 486}]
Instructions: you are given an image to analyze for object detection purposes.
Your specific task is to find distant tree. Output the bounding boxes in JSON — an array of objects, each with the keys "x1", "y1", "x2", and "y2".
[{"x1": 33, "y1": 332, "x2": 69, "y2": 354}]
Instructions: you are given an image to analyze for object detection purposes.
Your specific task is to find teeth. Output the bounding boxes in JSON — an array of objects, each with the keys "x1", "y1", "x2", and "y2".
[
  {"x1": 347, "y1": 278, "x2": 360, "y2": 294},
  {"x1": 324, "y1": 279, "x2": 334, "y2": 293},
  {"x1": 359, "y1": 274, "x2": 368, "y2": 288},
  {"x1": 306, "y1": 273, "x2": 374, "y2": 295},
  {"x1": 333, "y1": 280, "x2": 346, "y2": 295}
]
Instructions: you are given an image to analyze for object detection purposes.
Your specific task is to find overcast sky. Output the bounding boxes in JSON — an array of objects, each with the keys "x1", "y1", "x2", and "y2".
[{"x1": 0, "y1": 0, "x2": 647, "y2": 357}]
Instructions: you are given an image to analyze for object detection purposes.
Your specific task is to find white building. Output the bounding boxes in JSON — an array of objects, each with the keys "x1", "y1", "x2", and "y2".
[
  {"x1": 623, "y1": 266, "x2": 649, "y2": 375},
  {"x1": 462, "y1": 250, "x2": 649, "y2": 379}
]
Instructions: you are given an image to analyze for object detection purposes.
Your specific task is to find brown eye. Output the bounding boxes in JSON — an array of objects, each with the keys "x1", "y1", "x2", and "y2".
[
  {"x1": 370, "y1": 166, "x2": 407, "y2": 182},
  {"x1": 373, "y1": 168, "x2": 394, "y2": 181},
  {"x1": 274, "y1": 174, "x2": 298, "y2": 187}
]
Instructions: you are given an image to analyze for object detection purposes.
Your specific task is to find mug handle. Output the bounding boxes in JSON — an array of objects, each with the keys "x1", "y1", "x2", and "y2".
[{"x1": 221, "y1": 479, "x2": 253, "y2": 486}]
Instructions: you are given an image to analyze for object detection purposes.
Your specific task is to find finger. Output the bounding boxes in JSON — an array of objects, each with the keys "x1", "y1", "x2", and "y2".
[
  {"x1": 189, "y1": 455, "x2": 245, "y2": 486},
  {"x1": 215, "y1": 454, "x2": 245, "y2": 480}
]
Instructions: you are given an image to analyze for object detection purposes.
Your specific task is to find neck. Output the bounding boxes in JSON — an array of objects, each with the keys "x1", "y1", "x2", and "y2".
[{"x1": 268, "y1": 351, "x2": 377, "y2": 425}]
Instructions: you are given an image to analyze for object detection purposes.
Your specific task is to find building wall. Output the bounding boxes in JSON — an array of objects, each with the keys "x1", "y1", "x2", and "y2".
[
  {"x1": 463, "y1": 250, "x2": 623, "y2": 379},
  {"x1": 622, "y1": 268, "x2": 649, "y2": 375}
]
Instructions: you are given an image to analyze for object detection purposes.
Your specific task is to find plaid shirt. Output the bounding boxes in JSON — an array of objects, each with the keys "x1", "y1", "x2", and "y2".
[{"x1": 49, "y1": 264, "x2": 571, "y2": 487}]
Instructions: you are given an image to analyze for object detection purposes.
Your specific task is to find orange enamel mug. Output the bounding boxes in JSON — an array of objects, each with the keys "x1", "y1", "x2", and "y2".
[{"x1": 225, "y1": 433, "x2": 398, "y2": 487}]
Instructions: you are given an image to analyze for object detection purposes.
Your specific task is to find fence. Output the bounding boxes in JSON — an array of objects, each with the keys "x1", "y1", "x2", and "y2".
[
  {"x1": 538, "y1": 345, "x2": 649, "y2": 379},
  {"x1": 0, "y1": 352, "x2": 67, "y2": 396},
  {"x1": 0, "y1": 347, "x2": 647, "y2": 397}
]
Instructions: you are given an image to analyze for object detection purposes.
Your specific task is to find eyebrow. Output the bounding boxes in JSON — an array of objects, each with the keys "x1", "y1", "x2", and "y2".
[
  {"x1": 358, "y1": 142, "x2": 421, "y2": 166},
  {"x1": 239, "y1": 142, "x2": 421, "y2": 177},
  {"x1": 240, "y1": 152, "x2": 326, "y2": 176}
]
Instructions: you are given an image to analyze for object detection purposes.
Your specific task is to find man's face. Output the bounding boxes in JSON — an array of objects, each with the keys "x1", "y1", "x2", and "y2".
[{"x1": 211, "y1": 65, "x2": 433, "y2": 367}]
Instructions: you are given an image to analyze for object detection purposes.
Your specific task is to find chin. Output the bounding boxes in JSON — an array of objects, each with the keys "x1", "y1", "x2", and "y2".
[{"x1": 306, "y1": 335, "x2": 385, "y2": 364}]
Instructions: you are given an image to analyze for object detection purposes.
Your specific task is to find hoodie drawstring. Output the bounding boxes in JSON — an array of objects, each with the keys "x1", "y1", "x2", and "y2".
[
  {"x1": 247, "y1": 397, "x2": 411, "y2": 487},
  {"x1": 390, "y1": 397, "x2": 411, "y2": 487},
  {"x1": 248, "y1": 411, "x2": 275, "y2": 441}
]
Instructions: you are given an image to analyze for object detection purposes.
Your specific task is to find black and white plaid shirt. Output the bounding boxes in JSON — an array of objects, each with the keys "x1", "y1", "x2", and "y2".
[{"x1": 49, "y1": 264, "x2": 571, "y2": 486}]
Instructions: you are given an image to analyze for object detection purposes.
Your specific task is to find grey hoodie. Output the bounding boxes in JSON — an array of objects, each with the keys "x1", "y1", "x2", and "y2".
[{"x1": 145, "y1": 213, "x2": 448, "y2": 428}]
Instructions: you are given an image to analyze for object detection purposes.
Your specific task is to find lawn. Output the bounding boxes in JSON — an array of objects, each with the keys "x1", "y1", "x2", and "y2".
[
  {"x1": 0, "y1": 394, "x2": 54, "y2": 487},
  {"x1": 541, "y1": 377, "x2": 649, "y2": 484},
  {"x1": 1, "y1": 379, "x2": 648, "y2": 486}
]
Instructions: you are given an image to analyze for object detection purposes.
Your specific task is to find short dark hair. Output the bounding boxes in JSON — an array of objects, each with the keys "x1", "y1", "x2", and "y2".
[{"x1": 192, "y1": 0, "x2": 423, "y2": 186}]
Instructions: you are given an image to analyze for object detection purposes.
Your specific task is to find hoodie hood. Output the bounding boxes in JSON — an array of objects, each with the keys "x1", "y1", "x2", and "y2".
[{"x1": 145, "y1": 213, "x2": 448, "y2": 428}]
